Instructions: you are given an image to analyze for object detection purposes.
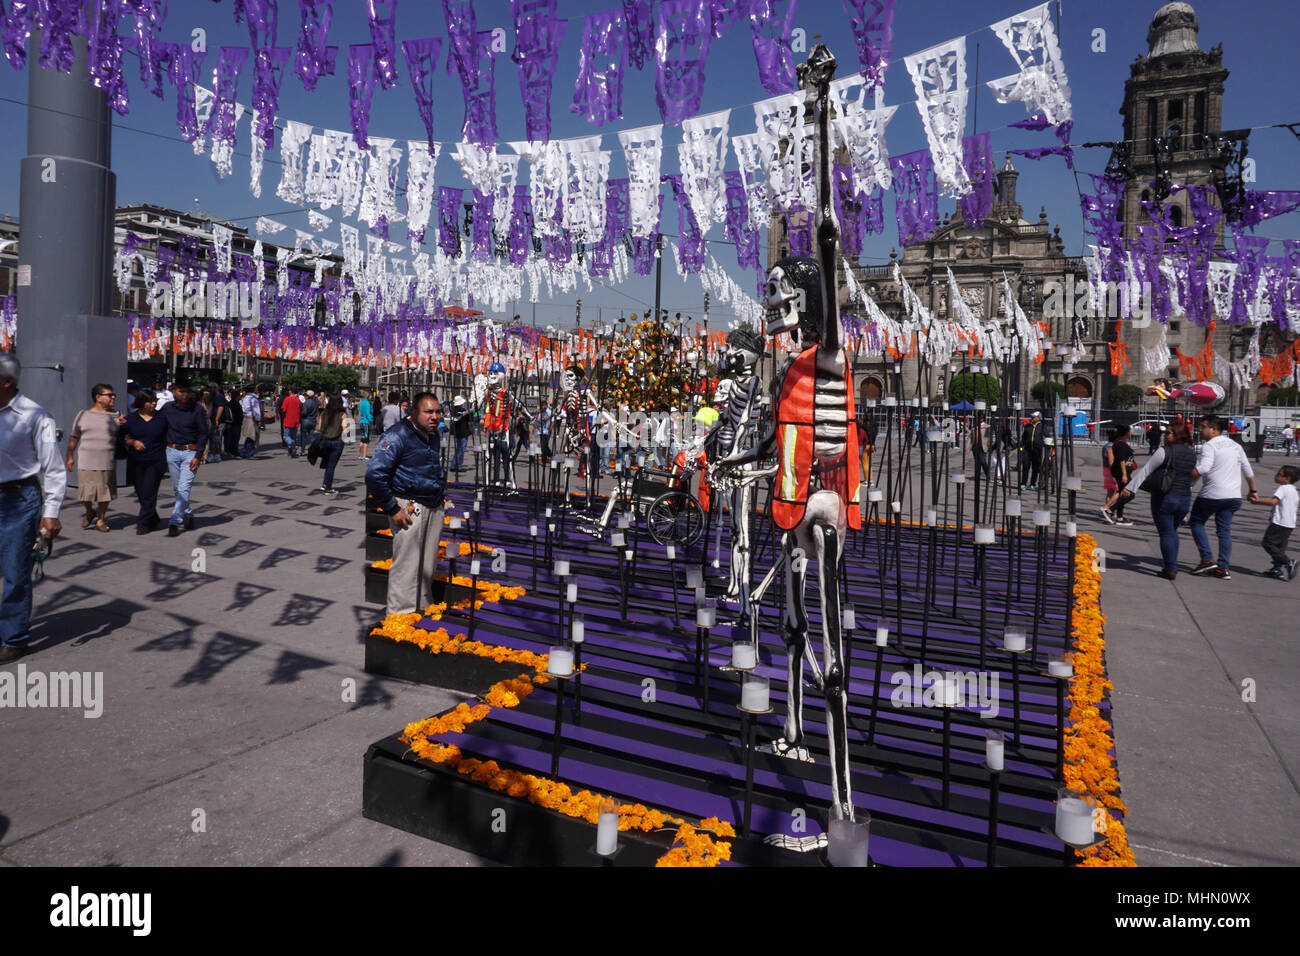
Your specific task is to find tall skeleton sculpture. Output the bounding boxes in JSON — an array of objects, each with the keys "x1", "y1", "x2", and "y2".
[
  {"x1": 715, "y1": 45, "x2": 863, "y2": 835},
  {"x1": 704, "y1": 327, "x2": 766, "y2": 627}
]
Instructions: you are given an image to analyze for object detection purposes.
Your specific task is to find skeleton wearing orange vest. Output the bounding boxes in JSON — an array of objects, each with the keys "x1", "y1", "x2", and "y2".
[{"x1": 713, "y1": 45, "x2": 861, "y2": 843}]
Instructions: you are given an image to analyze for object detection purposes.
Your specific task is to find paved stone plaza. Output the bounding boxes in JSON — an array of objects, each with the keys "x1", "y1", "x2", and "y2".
[{"x1": 1, "y1": 442, "x2": 1297, "y2": 866}]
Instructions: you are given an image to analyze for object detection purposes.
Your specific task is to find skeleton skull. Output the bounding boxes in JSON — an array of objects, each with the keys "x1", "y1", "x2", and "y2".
[
  {"x1": 765, "y1": 265, "x2": 801, "y2": 337},
  {"x1": 764, "y1": 256, "x2": 823, "y2": 346},
  {"x1": 713, "y1": 377, "x2": 735, "y2": 405}
]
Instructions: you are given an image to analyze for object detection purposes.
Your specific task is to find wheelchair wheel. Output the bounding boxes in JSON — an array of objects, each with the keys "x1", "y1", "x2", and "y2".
[{"x1": 647, "y1": 492, "x2": 704, "y2": 546}]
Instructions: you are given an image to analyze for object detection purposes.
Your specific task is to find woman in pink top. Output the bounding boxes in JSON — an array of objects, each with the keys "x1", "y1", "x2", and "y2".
[{"x1": 65, "y1": 383, "x2": 124, "y2": 532}]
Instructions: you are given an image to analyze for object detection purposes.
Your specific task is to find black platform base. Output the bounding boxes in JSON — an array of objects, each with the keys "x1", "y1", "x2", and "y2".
[
  {"x1": 364, "y1": 635, "x2": 522, "y2": 693},
  {"x1": 362, "y1": 734, "x2": 822, "y2": 867}
]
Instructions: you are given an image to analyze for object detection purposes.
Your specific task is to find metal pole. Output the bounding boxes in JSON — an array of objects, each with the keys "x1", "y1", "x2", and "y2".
[{"x1": 17, "y1": 28, "x2": 121, "y2": 436}]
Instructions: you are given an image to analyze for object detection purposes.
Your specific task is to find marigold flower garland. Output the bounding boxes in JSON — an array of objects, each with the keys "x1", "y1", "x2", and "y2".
[
  {"x1": 1065, "y1": 533, "x2": 1135, "y2": 867},
  {"x1": 398, "y1": 669, "x2": 735, "y2": 866}
]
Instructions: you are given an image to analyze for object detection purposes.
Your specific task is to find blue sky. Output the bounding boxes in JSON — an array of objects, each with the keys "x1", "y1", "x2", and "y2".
[{"x1": 1, "y1": 0, "x2": 1297, "y2": 329}]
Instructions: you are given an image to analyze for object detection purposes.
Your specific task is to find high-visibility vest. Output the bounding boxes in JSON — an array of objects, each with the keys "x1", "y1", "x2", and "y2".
[
  {"x1": 772, "y1": 346, "x2": 861, "y2": 532},
  {"x1": 484, "y1": 388, "x2": 510, "y2": 433}
]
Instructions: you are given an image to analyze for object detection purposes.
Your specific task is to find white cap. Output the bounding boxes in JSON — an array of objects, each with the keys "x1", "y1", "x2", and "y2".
[
  {"x1": 1031, "y1": 410, "x2": 1041, "y2": 418},
  {"x1": 342, "y1": 389, "x2": 349, "y2": 394}
]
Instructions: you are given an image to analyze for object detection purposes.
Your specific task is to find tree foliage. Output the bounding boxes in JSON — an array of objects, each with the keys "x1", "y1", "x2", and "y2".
[
  {"x1": 1107, "y1": 384, "x2": 1144, "y2": 409},
  {"x1": 948, "y1": 372, "x2": 1001, "y2": 405},
  {"x1": 1031, "y1": 380, "x2": 1068, "y2": 404},
  {"x1": 281, "y1": 366, "x2": 361, "y2": 395},
  {"x1": 1266, "y1": 385, "x2": 1300, "y2": 406}
]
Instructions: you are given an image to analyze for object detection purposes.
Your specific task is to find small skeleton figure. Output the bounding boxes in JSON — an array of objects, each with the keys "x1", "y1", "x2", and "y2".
[
  {"x1": 482, "y1": 361, "x2": 531, "y2": 488},
  {"x1": 704, "y1": 327, "x2": 766, "y2": 624},
  {"x1": 715, "y1": 44, "x2": 862, "y2": 840},
  {"x1": 559, "y1": 364, "x2": 604, "y2": 504}
]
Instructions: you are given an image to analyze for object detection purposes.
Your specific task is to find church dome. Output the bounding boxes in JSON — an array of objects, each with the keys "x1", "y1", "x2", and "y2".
[{"x1": 1147, "y1": 2, "x2": 1200, "y2": 57}]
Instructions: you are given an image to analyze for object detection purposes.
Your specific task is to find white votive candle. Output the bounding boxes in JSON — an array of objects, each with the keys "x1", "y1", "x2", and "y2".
[
  {"x1": 926, "y1": 429, "x2": 943, "y2": 443},
  {"x1": 1003, "y1": 630, "x2": 1026, "y2": 652},
  {"x1": 1005, "y1": 499, "x2": 1022, "y2": 517},
  {"x1": 974, "y1": 526, "x2": 995, "y2": 545},
  {"x1": 666, "y1": 545, "x2": 676, "y2": 561},
  {"x1": 547, "y1": 523, "x2": 556, "y2": 534},
  {"x1": 875, "y1": 626, "x2": 889, "y2": 647},
  {"x1": 530, "y1": 523, "x2": 538, "y2": 537},
  {"x1": 1065, "y1": 475, "x2": 1083, "y2": 491},
  {"x1": 1056, "y1": 792, "x2": 1095, "y2": 846},
  {"x1": 1048, "y1": 658, "x2": 1073, "y2": 678},
  {"x1": 449, "y1": 517, "x2": 462, "y2": 530},
  {"x1": 986, "y1": 731, "x2": 1005, "y2": 772},
  {"x1": 686, "y1": 568, "x2": 703, "y2": 589},
  {"x1": 890, "y1": 500, "x2": 901, "y2": 513},
  {"x1": 974, "y1": 401, "x2": 987, "y2": 411},
  {"x1": 882, "y1": 396, "x2": 897, "y2": 406},
  {"x1": 547, "y1": 647, "x2": 574, "y2": 677},
  {"x1": 565, "y1": 457, "x2": 577, "y2": 471},
  {"x1": 938, "y1": 676, "x2": 960, "y2": 707},
  {"x1": 473, "y1": 501, "x2": 480, "y2": 512},
  {"x1": 611, "y1": 532, "x2": 625, "y2": 548},
  {"x1": 623, "y1": 549, "x2": 633, "y2": 562},
  {"x1": 618, "y1": 513, "x2": 631, "y2": 529},
  {"x1": 566, "y1": 582, "x2": 578, "y2": 603},
  {"x1": 571, "y1": 616, "x2": 584, "y2": 643},
  {"x1": 545, "y1": 507, "x2": 553, "y2": 518},
  {"x1": 868, "y1": 488, "x2": 884, "y2": 503},
  {"x1": 827, "y1": 817, "x2": 869, "y2": 868},
  {"x1": 843, "y1": 608, "x2": 856, "y2": 631},
  {"x1": 554, "y1": 558, "x2": 570, "y2": 576},
  {"x1": 741, "y1": 674, "x2": 770, "y2": 712},
  {"x1": 596, "y1": 809, "x2": 619, "y2": 856},
  {"x1": 951, "y1": 473, "x2": 966, "y2": 484},
  {"x1": 926, "y1": 509, "x2": 938, "y2": 527},
  {"x1": 1033, "y1": 509, "x2": 1051, "y2": 527},
  {"x1": 696, "y1": 606, "x2": 716, "y2": 628},
  {"x1": 470, "y1": 559, "x2": 481, "y2": 577},
  {"x1": 1066, "y1": 521, "x2": 1077, "y2": 538},
  {"x1": 731, "y1": 642, "x2": 757, "y2": 669}
]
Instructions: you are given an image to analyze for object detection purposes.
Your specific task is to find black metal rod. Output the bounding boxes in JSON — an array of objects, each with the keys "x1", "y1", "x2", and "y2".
[
  {"x1": 550, "y1": 676, "x2": 566, "y2": 776},
  {"x1": 742, "y1": 712, "x2": 756, "y2": 838},
  {"x1": 986, "y1": 768, "x2": 1002, "y2": 867},
  {"x1": 1056, "y1": 677, "x2": 1066, "y2": 781},
  {"x1": 867, "y1": 638, "x2": 884, "y2": 744},
  {"x1": 941, "y1": 705, "x2": 953, "y2": 811}
]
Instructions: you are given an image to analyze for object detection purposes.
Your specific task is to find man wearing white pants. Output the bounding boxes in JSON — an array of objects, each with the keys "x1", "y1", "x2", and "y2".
[{"x1": 366, "y1": 394, "x2": 446, "y2": 616}]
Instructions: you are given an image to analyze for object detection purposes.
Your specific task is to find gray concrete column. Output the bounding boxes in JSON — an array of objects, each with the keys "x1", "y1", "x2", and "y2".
[{"x1": 15, "y1": 29, "x2": 124, "y2": 460}]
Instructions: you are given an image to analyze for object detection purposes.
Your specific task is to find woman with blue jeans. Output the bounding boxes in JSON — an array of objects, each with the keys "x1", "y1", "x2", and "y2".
[
  {"x1": 1122, "y1": 421, "x2": 1199, "y2": 580},
  {"x1": 316, "y1": 395, "x2": 346, "y2": 496}
]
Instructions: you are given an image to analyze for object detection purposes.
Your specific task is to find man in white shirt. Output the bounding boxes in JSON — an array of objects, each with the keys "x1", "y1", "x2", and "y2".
[
  {"x1": 1188, "y1": 414, "x2": 1258, "y2": 580},
  {"x1": 153, "y1": 378, "x2": 174, "y2": 410},
  {"x1": 0, "y1": 354, "x2": 67, "y2": 662}
]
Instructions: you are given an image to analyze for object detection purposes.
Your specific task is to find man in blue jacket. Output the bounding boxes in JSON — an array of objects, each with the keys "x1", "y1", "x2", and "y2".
[{"x1": 365, "y1": 393, "x2": 446, "y2": 616}]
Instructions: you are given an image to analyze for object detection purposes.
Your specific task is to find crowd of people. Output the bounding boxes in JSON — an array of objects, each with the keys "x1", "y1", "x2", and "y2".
[{"x1": 1108, "y1": 414, "x2": 1295, "y2": 583}]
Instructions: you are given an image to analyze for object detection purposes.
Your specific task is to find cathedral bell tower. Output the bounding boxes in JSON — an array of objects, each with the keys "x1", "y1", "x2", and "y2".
[{"x1": 1118, "y1": 2, "x2": 1229, "y2": 241}]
